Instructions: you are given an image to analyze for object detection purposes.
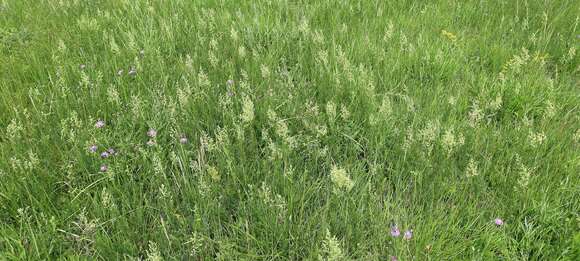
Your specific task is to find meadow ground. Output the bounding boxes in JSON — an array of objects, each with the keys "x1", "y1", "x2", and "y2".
[{"x1": 1, "y1": 0, "x2": 579, "y2": 259}]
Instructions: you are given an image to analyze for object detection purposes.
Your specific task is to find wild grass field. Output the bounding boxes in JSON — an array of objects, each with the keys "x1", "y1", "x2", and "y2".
[{"x1": 1, "y1": 0, "x2": 579, "y2": 259}]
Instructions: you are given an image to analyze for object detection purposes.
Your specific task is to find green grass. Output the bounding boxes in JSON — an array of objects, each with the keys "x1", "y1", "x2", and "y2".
[{"x1": 1, "y1": 0, "x2": 579, "y2": 259}]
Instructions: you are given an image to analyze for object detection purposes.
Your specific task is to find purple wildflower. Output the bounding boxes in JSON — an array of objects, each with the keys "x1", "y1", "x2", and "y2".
[
  {"x1": 107, "y1": 148, "x2": 117, "y2": 156},
  {"x1": 100, "y1": 164, "x2": 108, "y2": 172},
  {"x1": 147, "y1": 128, "x2": 157, "y2": 138},
  {"x1": 100, "y1": 151, "x2": 110, "y2": 158},
  {"x1": 95, "y1": 120, "x2": 105, "y2": 128},
  {"x1": 403, "y1": 229, "x2": 413, "y2": 240},
  {"x1": 390, "y1": 225, "x2": 400, "y2": 237},
  {"x1": 390, "y1": 256, "x2": 398, "y2": 261},
  {"x1": 89, "y1": 145, "x2": 98, "y2": 153},
  {"x1": 494, "y1": 218, "x2": 504, "y2": 226}
]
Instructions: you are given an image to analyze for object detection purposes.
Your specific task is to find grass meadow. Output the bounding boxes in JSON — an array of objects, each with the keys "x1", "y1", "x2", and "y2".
[{"x1": 1, "y1": 0, "x2": 579, "y2": 259}]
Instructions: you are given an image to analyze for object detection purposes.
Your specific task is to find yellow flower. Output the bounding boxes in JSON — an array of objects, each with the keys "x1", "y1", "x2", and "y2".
[{"x1": 441, "y1": 30, "x2": 457, "y2": 42}]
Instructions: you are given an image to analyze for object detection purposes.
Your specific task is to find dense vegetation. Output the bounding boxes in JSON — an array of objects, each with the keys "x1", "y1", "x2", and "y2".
[{"x1": 1, "y1": 0, "x2": 579, "y2": 259}]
